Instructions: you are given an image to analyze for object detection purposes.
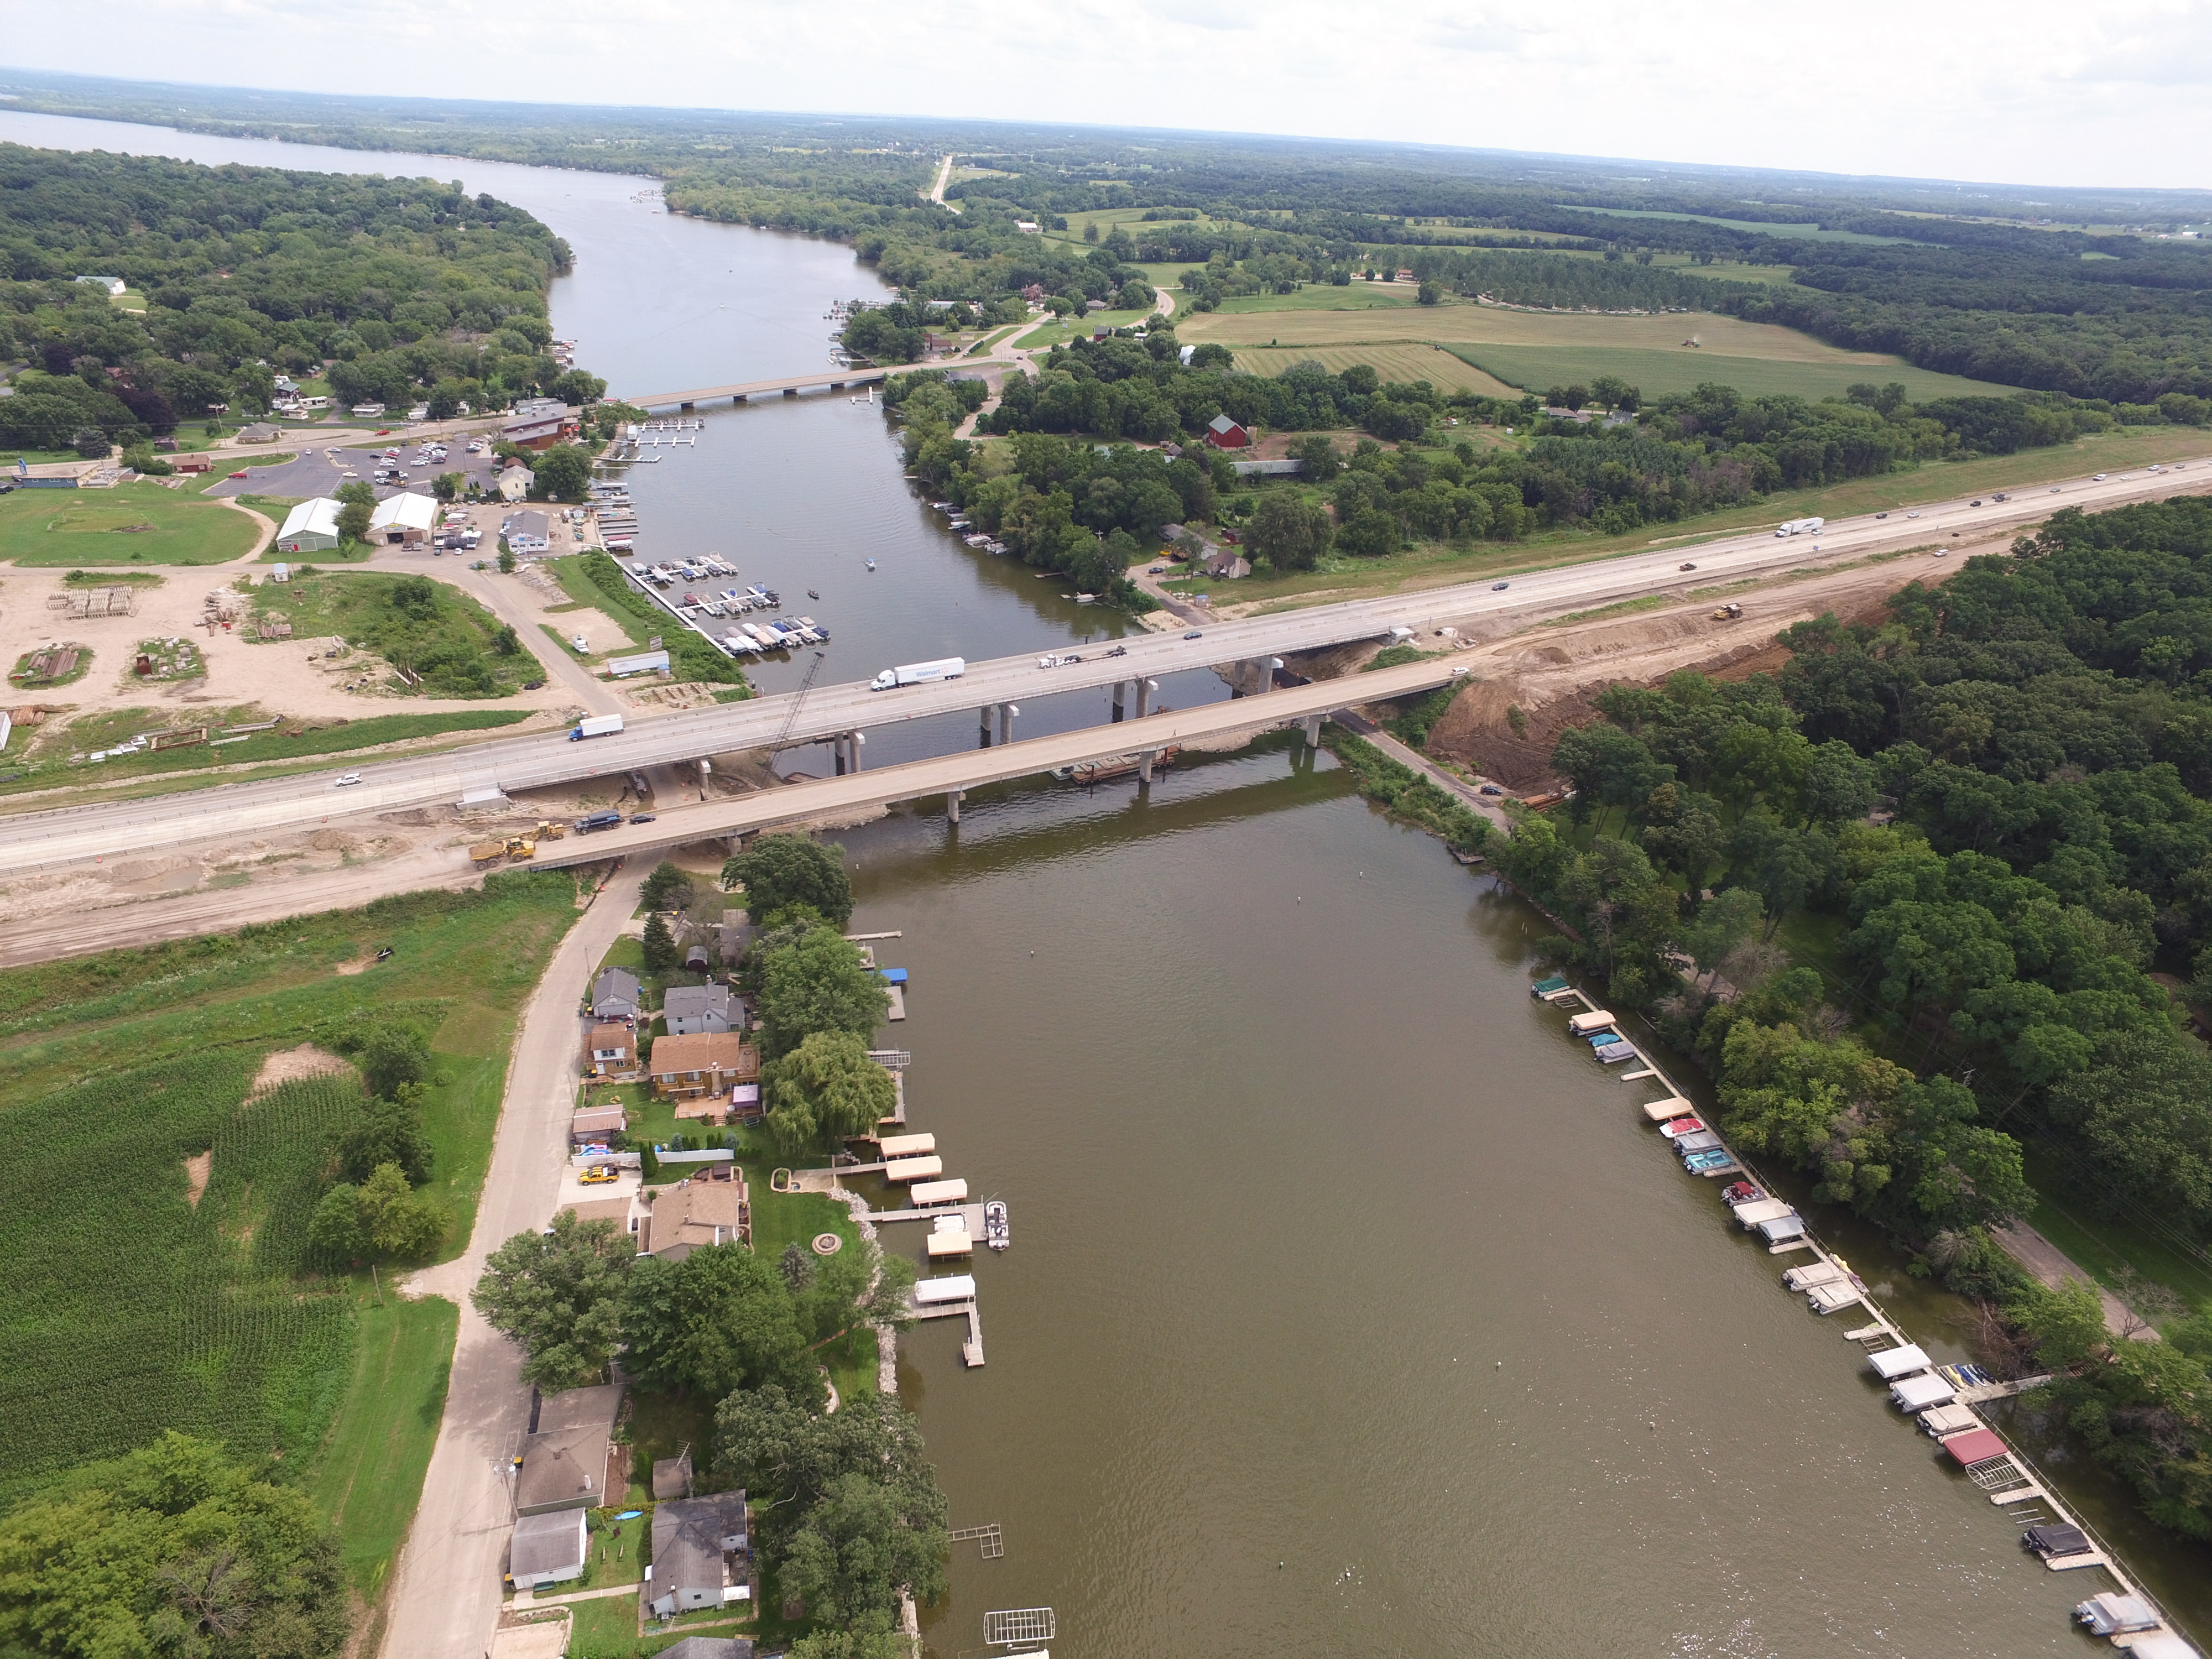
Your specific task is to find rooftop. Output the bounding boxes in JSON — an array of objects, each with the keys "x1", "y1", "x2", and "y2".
[{"x1": 651, "y1": 1491, "x2": 748, "y2": 1592}]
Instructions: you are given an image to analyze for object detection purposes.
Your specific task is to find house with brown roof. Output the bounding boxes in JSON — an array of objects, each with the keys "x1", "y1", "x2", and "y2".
[
  {"x1": 557, "y1": 1194, "x2": 641, "y2": 1249},
  {"x1": 586, "y1": 1021, "x2": 637, "y2": 1077},
  {"x1": 649, "y1": 1032, "x2": 758, "y2": 1102},
  {"x1": 572, "y1": 1104, "x2": 628, "y2": 1145},
  {"x1": 638, "y1": 1176, "x2": 750, "y2": 1258}
]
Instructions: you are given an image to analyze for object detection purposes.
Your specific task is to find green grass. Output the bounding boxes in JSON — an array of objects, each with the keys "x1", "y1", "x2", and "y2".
[
  {"x1": 2019, "y1": 1144, "x2": 2212, "y2": 1321},
  {"x1": 1212, "y1": 286, "x2": 1418, "y2": 314},
  {"x1": 1014, "y1": 308, "x2": 1155, "y2": 349},
  {"x1": 0, "y1": 479, "x2": 260, "y2": 565},
  {"x1": 8, "y1": 643, "x2": 92, "y2": 690},
  {"x1": 1542, "y1": 593, "x2": 1673, "y2": 627},
  {"x1": 0, "y1": 873, "x2": 580, "y2": 1522},
  {"x1": 3, "y1": 706, "x2": 531, "y2": 798},
  {"x1": 62, "y1": 566, "x2": 166, "y2": 586},
  {"x1": 1442, "y1": 343, "x2": 2008, "y2": 402},
  {"x1": 248, "y1": 568, "x2": 535, "y2": 697},
  {"x1": 235, "y1": 492, "x2": 304, "y2": 515},
  {"x1": 1567, "y1": 205, "x2": 1923, "y2": 245},
  {"x1": 310, "y1": 1291, "x2": 458, "y2": 1598}
]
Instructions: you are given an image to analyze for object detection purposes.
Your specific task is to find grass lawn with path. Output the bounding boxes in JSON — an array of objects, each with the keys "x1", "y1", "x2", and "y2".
[{"x1": 0, "y1": 480, "x2": 260, "y2": 565}]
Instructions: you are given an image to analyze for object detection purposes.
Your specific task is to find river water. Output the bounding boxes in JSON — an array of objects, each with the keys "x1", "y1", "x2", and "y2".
[{"x1": 7, "y1": 109, "x2": 2207, "y2": 1656}]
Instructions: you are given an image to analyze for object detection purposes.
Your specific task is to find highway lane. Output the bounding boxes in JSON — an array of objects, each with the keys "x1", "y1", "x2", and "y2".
[{"x1": 1, "y1": 455, "x2": 2204, "y2": 875}]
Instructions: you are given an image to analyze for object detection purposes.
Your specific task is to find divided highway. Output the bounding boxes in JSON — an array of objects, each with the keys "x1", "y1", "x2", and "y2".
[{"x1": 3, "y1": 456, "x2": 2204, "y2": 878}]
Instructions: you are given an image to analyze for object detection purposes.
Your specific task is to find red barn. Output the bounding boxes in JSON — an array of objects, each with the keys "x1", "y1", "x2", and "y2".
[{"x1": 1203, "y1": 413, "x2": 1251, "y2": 450}]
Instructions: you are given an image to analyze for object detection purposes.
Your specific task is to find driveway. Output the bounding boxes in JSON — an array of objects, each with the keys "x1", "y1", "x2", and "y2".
[{"x1": 380, "y1": 857, "x2": 647, "y2": 1659}]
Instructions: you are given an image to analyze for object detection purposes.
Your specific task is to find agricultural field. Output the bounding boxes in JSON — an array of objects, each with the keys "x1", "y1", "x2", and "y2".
[
  {"x1": 1180, "y1": 304, "x2": 2010, "y2": 403},
  {"x1": 1570, "y1": 205, "x2": 1923, "y2": 244},
  {"x1": 0, "y1": 481, "x2": 262, "y2": 566},
  {"x1": 250, "y1": 568, "x2": 534, "y2": 697},
  {"x1": 1227, "y1": 342, "x2": 1519, "y2": 397},
  {"x1": 1209, "y1": 285, "x2": 1417, "y2": 315},
  {"x1": 0, "y1": 874, "x2": 579, "y2": 1566}
]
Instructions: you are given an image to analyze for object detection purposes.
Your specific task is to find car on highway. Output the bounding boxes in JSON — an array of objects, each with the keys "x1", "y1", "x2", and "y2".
[
  {"x1": 1106, "y1": 645, "x2": 1128, "y2": 658},
  {"x1": 1492, "y1": 581, "x2": 1510, "y2": 591},
  {"x1": 2093, "y1": 472, "x2": 2108, "y2": 481},
  {"x1": 333, "y1": 772, "x2": 362, "y2": 787},
  {"x1": 1876, "y1": 512, "x2": 1888, "y2": 519},
  {"x1": 629, "y1": 813, "x2": 656, "y2": 825},
  {"x1": 2050, "y1": 486, "x2": 2062, "y2": 493},
  {"x1": 1037, "y1": 653, "x2": 1081, "y2": 668},
  {"x1": 1183, "y1": 630, "x2": 1203, "y2": 640},
  {"x1": 1970, "y1": 498, "x2": 1983, "y2": 507},
  {"x1": 1679, "y1": 562, "x2": 1697, "y2": 571},
  {"x1": 1449, "y1": 665, "x2": 1470, "y2": 676},
  {"x1": 1907, "y1": 511, "x2": 1921, "y2": 519}
]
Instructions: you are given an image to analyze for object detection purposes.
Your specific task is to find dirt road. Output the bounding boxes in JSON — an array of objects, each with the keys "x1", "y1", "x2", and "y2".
[{"x1": 380, "y1": 858, "x2": 645, "y2": 1659}]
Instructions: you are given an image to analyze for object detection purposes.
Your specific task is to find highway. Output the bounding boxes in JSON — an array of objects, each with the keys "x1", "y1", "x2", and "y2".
[{"x1": 3, "y1": 455, "x2": 2204, "y2": 878}]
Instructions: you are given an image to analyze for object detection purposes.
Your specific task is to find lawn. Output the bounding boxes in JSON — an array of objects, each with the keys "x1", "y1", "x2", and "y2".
[
  {"x1": 0, "y1": 479, "x2": 260, "y2": 565},
  {"x1": 1226, "y1": 342, "x2": 1519, "y2": 397},
  {"x1": 249, "y1": 568, "x2": 536, "y2": 697},
  {"x1": 1211, "y1": 286, "x2": 1418, "y2": 314},
  {"x1": 1443, "y1": 342, "x2": 2001, "y2": 403},
  {"x1": 1014, "y1": 308, "x2": 1155, "y2": 349},
  {"x1": 2, "y1": 705, "x2": 531, "y2": 799},
  {"x1": 0, "y1": 870, "x2": 578, "y2": 1607}
]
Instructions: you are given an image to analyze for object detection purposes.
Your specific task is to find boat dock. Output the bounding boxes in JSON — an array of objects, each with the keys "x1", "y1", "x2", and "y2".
[{"x1": 1532, "y1": 972, "x2": 2194, "y2": 1653}]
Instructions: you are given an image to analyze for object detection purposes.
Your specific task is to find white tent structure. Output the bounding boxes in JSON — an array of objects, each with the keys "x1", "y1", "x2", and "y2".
[{"x1": 274, "y1": 497, "x2": 341, "y2": 554}]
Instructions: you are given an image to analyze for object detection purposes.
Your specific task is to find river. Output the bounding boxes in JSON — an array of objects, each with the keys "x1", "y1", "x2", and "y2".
[{"x1": 4, "y1": 109, "x2": 2206, "y2": 1656}]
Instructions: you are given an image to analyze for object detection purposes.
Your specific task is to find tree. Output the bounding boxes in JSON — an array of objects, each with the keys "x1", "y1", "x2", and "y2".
[
  {"x1": 334, "y1": 1093, "x2": 434, "y2": 1186},
  {"x1": 619, "y1": 1243, "x2": 814, "y2": 1400},
  {"x1": 357, "y1": 1162, "x2": 447, "y2": 1259},
  {"x1": 1287, "y1": 434, "x2": 1342, "y2": 483},
  {"x1": 722, "y1": 833, "x2": 854, "y2": 927},
  {"x1": 642, "y1": 913, "x2": 679, "y2": 975},
  {"x1": 1416, "y1": 280, "x2": 1443, "y2": 306},
  {"x1": 431, "y1": 470, "x2": 463, "y2": 501},
  {"x1": 0, "y1": 1433, "x2": 348, "y2": 1659},
  {"x1": 1245, "y1": 492, "x2": 1332, "y2": 572},
  {"x1": 472, "y1": 1211, "x2": 635, "y2": 1391},
  {"x1": 765, "y1": 1030, "x2": 898, "y2": 1156},
  {"x1": 337, "y1": 1016, "x2": 432, "y2": 1098},
  {"x1": 641, "y1": 859, "x2": 693, "y2": 912},
  {"x1": 755, "y1": 926, "x2": 890, "y2": 1061},
  {"x1": 306, "y1": 1182, "x2": 368, "y2": 1270},
  {"x1": 1682, "y1": 886, "x2": 1766, "y2": 990},
  {"x1": 336, "y1": 497, "x2": 372, "y2": 545},
  {"x1": 782, "y1": 1473, "x2": 946, "y2": 1626},
  {"x1": 496, "y1": 547, "x2": 517, "y2": 574},
  {"x1": 530, "y1": 444, "x2": 593, "y2": 502}
]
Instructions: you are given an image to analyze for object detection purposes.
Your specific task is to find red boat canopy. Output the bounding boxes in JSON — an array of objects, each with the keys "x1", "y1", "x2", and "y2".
[{"x1": 1940, "y1": 1428, "x2": 2008, "y2": 1466}]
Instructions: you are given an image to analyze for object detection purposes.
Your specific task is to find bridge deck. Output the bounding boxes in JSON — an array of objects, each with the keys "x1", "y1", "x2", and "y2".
[{"x1": 621, "y1": 367, "x2": 893, "y2": 408}]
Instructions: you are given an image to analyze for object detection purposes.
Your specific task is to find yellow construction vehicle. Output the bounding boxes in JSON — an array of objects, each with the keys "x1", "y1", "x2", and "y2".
[
  {"x1": 505, "y1": 835, "x2": 537, "y2": 860},
  {"x1": 536, "y1": 819, "x2": 567, "y2": 841},
  {"x1": 1710, "y1": 602, "x2": 1744, "y2": 621},
  {"x1": 469, "y1": 839, "x2": 507, "y2": 868}
]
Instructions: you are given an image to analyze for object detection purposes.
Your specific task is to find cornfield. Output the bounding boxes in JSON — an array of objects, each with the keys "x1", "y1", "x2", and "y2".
[{"x1": 0, "y1": 1055, "x2": 363, "y2": 1490}]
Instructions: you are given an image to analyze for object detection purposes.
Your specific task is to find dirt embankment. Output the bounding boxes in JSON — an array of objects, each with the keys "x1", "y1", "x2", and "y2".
[{"x1": 1338, "y1": 547, "x2": 1968, "y2": 791}]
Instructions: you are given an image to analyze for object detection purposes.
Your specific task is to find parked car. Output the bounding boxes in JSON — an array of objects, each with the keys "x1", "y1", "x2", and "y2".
[{"x1": 1479, "y1": 784, "x2": 1504, "y2": 796}]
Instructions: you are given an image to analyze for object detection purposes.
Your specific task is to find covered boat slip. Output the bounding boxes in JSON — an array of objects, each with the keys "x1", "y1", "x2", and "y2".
[
  {"x1": 873, "y1": 1133, "x2": 936, "y2": 1159},
  {"x1": 885, "y1": 1154, "x2": 944, "y2": 1182},
  {"x1": 1938, "y1": 1427, "x2": 2011, "y2": 1467},
  {"x1": 1640, "y1": 1095, "x2": 1694, "y2": 1122},
  {"x1": 1869, "y1": 1343, "x2": 1934, "y2": 1381},
  {"x1": 1891, "y1": 1372, "x2": 1958, "y2": 1411}
]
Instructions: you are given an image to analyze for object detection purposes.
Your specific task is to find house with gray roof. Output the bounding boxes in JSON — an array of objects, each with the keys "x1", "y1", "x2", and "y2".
[
  {"x1": 664, "y1": 983, "x2": 740, "y2": 1036},
  {"x1": 649, "y1": 1491, "x2": 750, "y2": 1617},
  {"x1": 508, "y1": 1509, "x2": 587, "y2": 1590},
  {"x1": 592, "y1": 966, "x2": 642, "y2": 1022}
]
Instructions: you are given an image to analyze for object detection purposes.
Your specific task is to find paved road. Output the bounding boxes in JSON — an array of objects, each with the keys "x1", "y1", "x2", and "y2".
[
  {"x1": 380, "y1": 858, "x2": 644, "y2": 1659},
  {"x1": 5, "y1": 455, "x2": 2206, "y2": 875}
]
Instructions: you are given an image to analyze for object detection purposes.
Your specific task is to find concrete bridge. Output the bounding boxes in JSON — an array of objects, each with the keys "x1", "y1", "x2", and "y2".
[{"x1": 620, "y1": 367, "x2": 894, "y2": 410}]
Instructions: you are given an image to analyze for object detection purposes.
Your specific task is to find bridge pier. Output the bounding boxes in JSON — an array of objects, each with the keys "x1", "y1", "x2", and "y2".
[
  {"x1": 946, "y1": 788, "x2": 963, "y2": 825},
  {"x1": 680, "y1": 401, "x2": 695, "y2": 412},
  {"x1": 1135, "y1": 677, "x2": 1153, "y2": 718},
  {"x1": 979, "y1": 705, "x2": 995, "y2": 748},
  {"x1": 1303, "y1": 712, "x2": 1323, "y2": 747},
  {"x1": 848, "y1": 731, "x2": 864, "y2": 773},
  {"x1": 998, "y1": 703, "x2": 1017, "y2": 745},
  {"x1": 783, "y1": 388, "x2": 799, "y2": 398},
  {"x1": 733, "y1": 394, "x2": 747, "y2": 405},
  {"x1": 1110, "y1": 681, "x2": 1125, "y2": 723},
  {"x1": 1139, "y1": 748, "x2": 1159, "y2": 784}
]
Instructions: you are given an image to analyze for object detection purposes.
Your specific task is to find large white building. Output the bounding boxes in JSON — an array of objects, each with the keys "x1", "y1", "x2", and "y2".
[
  {"x1": 368, "y1": 492, "x2": 439, "y2": 546},
  {"x1": 273, "y1": 497, "x2": 341, "y2": 555}
]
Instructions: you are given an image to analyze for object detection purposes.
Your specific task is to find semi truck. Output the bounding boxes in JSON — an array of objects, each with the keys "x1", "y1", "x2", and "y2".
[
  {"x1": 573, "y1": 809, "x2": 624, "y2": 834},
  {"x1": 1775, "y1": 517, "x2": 1825, "y2": 538},
  {"x1": 869, "y1": 656, "x2": 965, "y2": 692},
  {"x1": 569, "y1": 714, "x2": 625, "y2": 741}
]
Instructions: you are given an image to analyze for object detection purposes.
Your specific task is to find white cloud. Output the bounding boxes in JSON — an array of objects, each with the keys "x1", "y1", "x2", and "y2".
[{"x1": 6, "y1": 0, "x2": 2211, "y2": 187}]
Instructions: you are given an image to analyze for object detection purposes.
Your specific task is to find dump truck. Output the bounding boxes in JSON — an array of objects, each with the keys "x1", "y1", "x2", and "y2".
[
  {"x1": 505, "y1": 836, "x2": 536, "y2": 860},
  {"x1": 470, "y1": 839, "x2": 508, "y2": 868},
  {"x1": 1711, "y1": 602, "x2": 1744, "y2": 621}
]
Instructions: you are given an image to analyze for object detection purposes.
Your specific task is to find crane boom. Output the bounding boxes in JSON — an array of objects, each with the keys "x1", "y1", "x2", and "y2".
[{"x1": 771, "y1": 650, "x2": 829, "y2": 750}]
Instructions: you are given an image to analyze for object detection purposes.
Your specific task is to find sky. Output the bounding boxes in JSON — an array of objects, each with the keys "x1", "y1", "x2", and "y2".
[{"x1": 8, "y1": 0, "x2": 2212, "y2": 190}]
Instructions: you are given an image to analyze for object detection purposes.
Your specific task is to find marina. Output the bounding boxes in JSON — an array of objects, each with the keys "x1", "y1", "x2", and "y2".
[{"x1": 1530, "y1": 973, "x2": 2195, "y2": 1655}]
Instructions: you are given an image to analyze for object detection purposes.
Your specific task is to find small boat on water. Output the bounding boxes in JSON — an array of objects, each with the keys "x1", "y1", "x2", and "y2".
[
  {"x1": 865, "y1": 559, "x2": 877, "y2": 571},
  {"x1": 1657, "y1": 1115, "x2": 1707, "y2": 1139},
  {"x1": 1048, "y1": 746, "x2": 1180, "y2": 785},
  {"x1": 807, "y1": 588, "x2": 820, "y2": 599},
  {"x1": 984, "y1": 1200, "x2": 1010, "y2": 1251}
]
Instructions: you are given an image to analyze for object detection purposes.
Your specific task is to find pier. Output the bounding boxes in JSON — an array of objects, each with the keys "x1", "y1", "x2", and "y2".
[{"x1": 1535, "y1": 974, "x2": 2189, "y2": 1652}]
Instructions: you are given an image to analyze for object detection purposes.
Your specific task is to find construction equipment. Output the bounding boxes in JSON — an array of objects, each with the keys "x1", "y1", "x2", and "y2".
[
  {"x1": 535, "y1": 819, "x2": 567, "y2": 841},
  {"x1": 1711, "y1": 602, "x2": 1744, "y2": 621},
  {"x1": 772, "y1": 649, "x2": 830, "y2": 750},
  {"x1": 505, "y1": 835, "x2": 537, "y2": 860},
  {"x1": 470, "y1": 839, "x2": 507, "y2": 868}
]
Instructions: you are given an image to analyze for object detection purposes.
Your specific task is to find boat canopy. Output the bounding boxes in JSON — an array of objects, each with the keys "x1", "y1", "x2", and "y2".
[
  {"x1": 1641, "y1": 1097, "x2": 1693, "y2": 1121},
  {"x1": 908, "y1": 1178, "x2": 968, "y2": 1206},
  {"x1": 1806, "y1": 1281, "x2": 1863, "y2": 1313},
  {"x1": 1918, "y1": 1404, "x2": 1980, "y2": 1437},
  {"x1": 884, "y1": 1155, "x2": 943, "y2": 1182},
  {"x1": 2078, "y1": 1593, "x2": 2161, "y2": 1636},
  {"x1": 1756, "y1": 1213, "x2": 1807, "y2": 1243},
  {"x1": 2126, "y1": 1635, "x2": 2202, "y2": 1659},
  {"x1": 926, "y1": 1230, "x2": 973, "y2": 1258},
  {"x1": 1673, "y1": 1130, "x2": 1724, "y2": 1153},
  {"x1": 1870, "y1": 1344, "x2": 1932, "y2": 1380},
  {"x1": 1939, "y1": 1428, "x2": 2009, "y2": 1466},
  {"x1": 1785, "y1": 1261, "x2": 1849, "y2": 1288},
  {"x1": 2024, "y1": 1522, "x2": 2089, "y2": 1557},
  {"x1": 1733, "y1": 1198, "x2": 1794, "y2": 1227},
  {"x1": 1567, "y1": 1010, "x2": 1616, "y2": 1035},
  {"x1": 915, "y1": 1274, "x2": 975, "y2": 1305},
  {"x1": 876, "y1": 1133, "x2": 936, "y2": 1159},
  {"x1": 1890, "y1": 1373, "x2": 1957, "y2": 1410}
]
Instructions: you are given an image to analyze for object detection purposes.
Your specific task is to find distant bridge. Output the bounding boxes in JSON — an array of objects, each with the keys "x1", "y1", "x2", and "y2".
[{"x1": 620, "y1": 367, "x2": 897, "y2": 410}]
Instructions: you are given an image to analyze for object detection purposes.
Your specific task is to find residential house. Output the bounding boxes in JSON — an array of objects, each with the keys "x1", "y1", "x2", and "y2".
[
  {"x1": 585, "y1": 1022, "x2": 637, "y2": 1077},
  {"x1": 653, "y1": 1447, "x2": 695, "y2": 1500},
  {"x1": 513, "y1": 397, "x2": 571, "y2": 420},
  {"x1": 350, "y1": 402, "x2": 385, "y2": 418},
  {"x1": 274, "y1": 497, "x2": 342, "y2": 555},
  {"x1": 1229, "y1": 458, "x2": 1302, "y2": 478},
  {"x1": 508, "y1": 1509, "x2": 587, "y2": 1590},
  {"x1": 638, "y1": 1176, "x2": 750, "y2": 1258},
  {"x1": 648, "y1": 1492, "x2": 750, "y2": 1618},
  {"x1": 664, "y1": 984, "x2": 739, "y2": 1036},
  {"x1": 1015, "y1": 220, "x2": 1041, "y2": 234},
  {"x1": 649, "y1": 1031, "x2": 758, "y2": 1103},
  {"x1": 506, "y1": 509, "x2": 551, "y2": 555},
  {"x1": 497, "y1": 457, "x2": 532, "y2": 502},
  {"x1": 591, "y1": 967, "x2": 642, "y2": 1022},
  {"x1": 75, "y1": 274, "x2": 127, "y2": 296},
  {"x1": 1395, "y1": 268, "x2": 1416, "y2": 282},
  {"x1": 369, "y1": 492, "x2": 438, "y2": 546},
  {"x1": 558, "y1": 1194, "x2": 640, "y2": 1249},
  {"x1": 513, "y1": 1383, "x2": 622, "y2": 1516},
  {"x1": 1203, "y1": 413, "x2": 1251, "y2": 450},
  {"x1": 236, "y1": 422, "x2": 282, "y2": 444},
  {"x1": 572, "y1": 1104, "x2": 628, "y2": 1145}
]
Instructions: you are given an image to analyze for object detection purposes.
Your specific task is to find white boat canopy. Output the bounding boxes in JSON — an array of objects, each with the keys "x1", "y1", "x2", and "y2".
[{"x1": 1870, "y1": 1343, "x2": 1933, "y2": 1380}]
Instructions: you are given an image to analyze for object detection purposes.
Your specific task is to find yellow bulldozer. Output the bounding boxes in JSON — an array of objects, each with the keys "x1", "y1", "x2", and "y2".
[{"x1": 535, "y1": 820, "x2": 567, "y2": 841}]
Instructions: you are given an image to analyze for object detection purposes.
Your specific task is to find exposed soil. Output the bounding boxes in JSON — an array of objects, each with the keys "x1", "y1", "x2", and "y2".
[
  {"x1": 248, "y1": 1042, "x2": 353, "y2": 1098},
  {"x1": 182, "y1": 1150, "x2": 212, "y2": 1208}
]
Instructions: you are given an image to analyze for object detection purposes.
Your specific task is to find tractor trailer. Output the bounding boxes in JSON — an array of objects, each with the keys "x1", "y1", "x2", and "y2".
[
  {"x1": 869, "y1": 656, "x2": 966, "y2": 691},
  {"x1": 1775, "y1": 517, "x2": 1825, "y2": 538},
  {"x1": 569, "y1": 714, "x2": 625, "y2": 741}
]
